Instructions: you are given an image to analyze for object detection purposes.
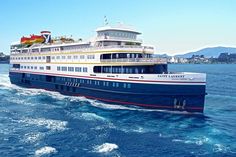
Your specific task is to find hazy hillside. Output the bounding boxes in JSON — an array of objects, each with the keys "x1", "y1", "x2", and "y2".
[{"x1": 175, "y1": 46, "x2": 236, "y2": 58}]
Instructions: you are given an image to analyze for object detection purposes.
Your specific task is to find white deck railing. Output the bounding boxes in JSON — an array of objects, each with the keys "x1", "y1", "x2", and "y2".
[{"x1": 11, "y1": 45, "x2": 154, "y2": 55}]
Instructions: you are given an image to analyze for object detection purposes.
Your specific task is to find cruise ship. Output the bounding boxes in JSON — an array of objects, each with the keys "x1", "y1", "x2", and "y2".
[{"x1": 9, "y1": 24, "x2": 206, "y2": 113}]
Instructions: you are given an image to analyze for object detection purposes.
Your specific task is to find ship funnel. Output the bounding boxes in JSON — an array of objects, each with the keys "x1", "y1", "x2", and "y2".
[{"x1": 41, "y1": 31, "x2": 51, "y2": 43}]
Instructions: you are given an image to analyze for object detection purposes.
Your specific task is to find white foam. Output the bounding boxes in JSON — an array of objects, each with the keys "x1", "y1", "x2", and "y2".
[
  {"x1": 89, "y1": 101, "x2": 134, "y2": 110},
  {"x1": 35, "y1": 146, "x2": 57, "y2": 156},
  {"x1": 172, "y1": 136, "x2": 210, "y2": 146},
  {"x1": 0, "y1": 74, "x2": 14, "y2": 89},
  {"x1": 80, "y1": 112, "x2": 106, "y2": 121},
  {"x1": 89, "y1": 100, "x2": 201, "y2": 115},
  {"x1": 23, "y1": 132, "x2": 44, "y2": 143},
  {"x1": 94, "y1": 143, "x2": 118, "y2": 153},
  {"x1": 6, "y1": 98, "x2": 35, "y2": 106},
  {"x1": 19, "y1": 118, "x2": 67, "y2": 131},
  {"x1": 213, "y1": 144, "x2": 230, "y2": 153}
]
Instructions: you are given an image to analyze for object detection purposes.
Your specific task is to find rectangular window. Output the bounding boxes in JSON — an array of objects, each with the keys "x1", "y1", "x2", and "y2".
[
  {"x1": 75, "y1": 67, "x2": 81, "y2": 72},
  {"x1": 83, "y1": 67, "x2": 87, "y2": 72},
  {"x1": 57, "y1": 66, "x2": 61, "y2": 71},
  {"x1": 67, "y1": 56, "x2": 72, "y2": 59},
  {"x1": 68, "y1": 67, "x2": 74, "y2": 72},
  {"x1": 87, "y1": 55, "x2": 95, "y2": 59},
  {"x1": 46, "y1": 66, "x2": 51, "y2": 70},
  {"x1": 80, "y1": 55, "x2": 85, "y2": 59},
  {"x1": 61, "y1": 67, "x2": 67, "y2": 71}
]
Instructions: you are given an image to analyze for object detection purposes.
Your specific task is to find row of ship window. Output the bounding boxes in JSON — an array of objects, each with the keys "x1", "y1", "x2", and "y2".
[
  {"x1": 11, "y1": 55, "x2": 95, "y2": 61},
  {"x1": 19, "y1": 65, "x2": 88, "y2": 73},
  {"x1": 97, "y1": 31, "x2": 136, "y2": 39},
  {"x1": 57, "y1": 66, "x2": 88, "y2": 72},
  {"x1": 20, "y1": 65, "x2": 45, "y2": 70},
  {"x1": 57, "y1": 77, "x2": 132, "y2": 88}
]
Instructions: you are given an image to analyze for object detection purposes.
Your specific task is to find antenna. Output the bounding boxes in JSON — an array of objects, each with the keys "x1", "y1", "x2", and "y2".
[{"x1": 104, "y1": 16, "x2": 108, "y2": 25}]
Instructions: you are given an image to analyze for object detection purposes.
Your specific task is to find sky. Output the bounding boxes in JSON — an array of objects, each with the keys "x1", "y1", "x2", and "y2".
[{"x1": 0, "y1": 0, "x2": 235, "y2": 55}]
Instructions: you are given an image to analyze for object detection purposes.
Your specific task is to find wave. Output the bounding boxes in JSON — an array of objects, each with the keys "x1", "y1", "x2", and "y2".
[
  {"x1": 172, "y1": 136, "x2": 210, "y2": 146},
  {"x1": 35, "y1": 146, "x2": 57, "y2": 156},
  {"x1": 213, "y1": 144, "x2": 233, "y2": 153},
  {"x1": 18, "y1": 117, "x2": 68, "y2": 131},
  {"x1": 22, "y1": 132, "x2": 44, "y2": 144},
  {"x1": 207, "y1": 93, "x2": 236, "y2": 100},
  {"x1": 0, "y1": 74, "x2": 15, "y2": 89},
  {"x1": 80, "y1": 112, "x2": 107, "y2": 121},
  {"x1": 6, "y1": 97, "x2": 36, "y2": 106},
  {"x1": 172, "y1": 136, "x2": 235, "y2": 154},
  {"x1": 93, "y1": 143, "x2": 118, "y2": 153}
]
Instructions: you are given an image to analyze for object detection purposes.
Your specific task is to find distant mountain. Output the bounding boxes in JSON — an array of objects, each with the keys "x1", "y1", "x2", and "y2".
[
  {"x1": 175, "y1": 46, "x2": 236, "y2": 58},
  {"x1": 153, "y1": 54, "x2": 170, "y2": 58}
]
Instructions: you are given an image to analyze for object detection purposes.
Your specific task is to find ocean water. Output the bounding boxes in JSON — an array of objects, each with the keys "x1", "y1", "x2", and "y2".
[{"x1": 0, "y1": 64, "x2": 235, "y2": 157}]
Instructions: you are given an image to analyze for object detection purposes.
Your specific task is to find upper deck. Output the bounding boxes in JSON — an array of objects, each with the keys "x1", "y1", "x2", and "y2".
[{"x1": 9, "y1": 24, "x2": 168, "y2": 68}]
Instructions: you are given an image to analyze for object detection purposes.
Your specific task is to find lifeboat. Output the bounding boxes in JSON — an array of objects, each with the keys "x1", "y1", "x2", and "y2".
[
  {"x1": 20, "y1": 34, "x2": 45, "y2": 45},
  {"x1": 30, "y1": 35, "x2": 44, "y2": 43},
  {"x1": 20, "y1": 36, "x2": 32, "y2": 45}
]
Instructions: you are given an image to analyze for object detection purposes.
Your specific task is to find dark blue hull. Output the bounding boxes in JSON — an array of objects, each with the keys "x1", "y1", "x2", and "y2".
[{"x1": 9, "y1": 71, "x2": 206, "y2": 113}]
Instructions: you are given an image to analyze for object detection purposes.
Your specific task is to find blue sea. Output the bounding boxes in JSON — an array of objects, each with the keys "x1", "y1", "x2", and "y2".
[{"x1": 0, "y1": 64, "x2": 235, "y2": 157}]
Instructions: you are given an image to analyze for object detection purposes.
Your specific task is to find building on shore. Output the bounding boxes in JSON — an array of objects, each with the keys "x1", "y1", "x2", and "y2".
[{"x1": 0, "y1": 52, "x2": 10, "y2": 63}]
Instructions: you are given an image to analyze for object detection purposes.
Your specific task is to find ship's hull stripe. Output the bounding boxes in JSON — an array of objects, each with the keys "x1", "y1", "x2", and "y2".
[{"x1": 10, "y1": 70, "x2": 206, "y2": 84}]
